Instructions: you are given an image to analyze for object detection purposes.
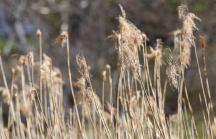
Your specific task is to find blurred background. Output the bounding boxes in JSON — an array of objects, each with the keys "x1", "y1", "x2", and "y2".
[{"x1": 0, "y1": 0, "x2": 216, "y2": 116}]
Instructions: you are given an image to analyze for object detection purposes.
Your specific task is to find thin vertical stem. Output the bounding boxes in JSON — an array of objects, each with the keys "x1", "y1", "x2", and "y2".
[
  {"x1": 183, "y1": 77, "x2": 199, "y2": 139},
  {"x1": 200, "y1": 36, "x2": 215, "y2": 122},
  {"x1": 66, "y1": 35, "x2": 83, "y2": 135},
  {"x1": 194, "y1": 44, "x2": 211, "y2": 134},
  {"x1": 199, "y1": 94, "x2": 210, "y2": 139},
  {"x1": 39, "y1": 33, "x2": 43, "y2": 111}
]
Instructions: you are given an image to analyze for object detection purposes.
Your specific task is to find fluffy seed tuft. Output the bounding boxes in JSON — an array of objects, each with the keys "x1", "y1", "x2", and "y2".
[
  {"x1": 76, "y1": 53, "x2": 90, "y2": 81},
  {"x1": 166, "y1": 54, "x2": 180, "y2": 89},
  {"x1": 177, "y1": 4, "x2": 201, "y2": 44},
  {"x1": 54, "y1": 32, "x2": 68, "y2": 47}
]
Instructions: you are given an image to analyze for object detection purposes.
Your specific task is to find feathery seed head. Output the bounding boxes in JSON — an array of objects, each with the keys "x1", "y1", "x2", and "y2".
[
  {"x1": 54, "y1": 31, "x2": 68, "y2": 47},
  {"x1": 166, "y1": 54, "x2": 180, "y2": 89},
  {"x1": 107, "y1": 6, "x2": 147, "y2": 79},
  {"x1": 76, "y1": 53, "x2": 90, "y2": 81},
  {"x1": 147, "y1": 47, "x2": 161, "y2": 59},
  {"x1": 177, "y1": 4, "x2": 188, "y2": 19},
  {"x1": 146, "y1": 39, "x2": 163, "y2": 65},
  {"x1": 177, "y1": 4, "x2": 201, "y2": 44},
  {"x1": 118, "y1": 44, "x2": 140, "y2": 79},
  {"x1": 18, "y1": 55, "x2": 27, "y2": 65}
]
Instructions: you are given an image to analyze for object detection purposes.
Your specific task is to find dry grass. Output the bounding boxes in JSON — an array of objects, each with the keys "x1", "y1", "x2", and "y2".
[{"x1": 0, "y1": 4, "x2": 214, "y2": 139}]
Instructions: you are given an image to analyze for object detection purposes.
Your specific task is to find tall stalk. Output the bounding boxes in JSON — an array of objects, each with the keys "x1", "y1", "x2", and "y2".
[
  {"x1": 65, "y1": 34, "x2": 83, "y2": 135},
  {"x1": 200, "y1": 36, "x2": 215, "y2": 122},
  {"x1": 37, "y1": 30, "x2": 43, "y2": 111}
]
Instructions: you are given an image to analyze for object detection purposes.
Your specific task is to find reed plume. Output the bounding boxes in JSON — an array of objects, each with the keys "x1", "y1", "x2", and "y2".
[
  {"x1": 76, "y1": 53, "x2": 90, "y2": 81},
  {"x1": 177, "y1": 4, "x2": 201, "y2": 45},
  {"x1": 166, "y1": 54, "x2": 180, "y2": 89}
]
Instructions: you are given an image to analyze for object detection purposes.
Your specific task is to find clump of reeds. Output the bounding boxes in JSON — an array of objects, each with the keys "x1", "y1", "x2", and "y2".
[{"x1": 0, "y1": 4, "x2": 215, "y2": 139}]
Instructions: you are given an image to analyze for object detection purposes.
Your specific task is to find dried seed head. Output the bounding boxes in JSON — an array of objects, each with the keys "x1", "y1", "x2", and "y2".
[
  {"x1": 118, "y1": 44, "x2": 140, "y2": 78},
  {"x1": 200, "y1": 35, "x2": 206, "y2": 48},
  {"x1": 146, "y1": 40, "x2": 163, "y2": 65},
  {"x1": 76, "y1": 53, "x2": 90, "y2": 80},
  {"x1": 11, "y1": 66, "x2": 21, "y2": 81},
  {"x1": 26, "y1": 52, "x2": 34, "y2": 66},
  {"x1": 177, "y1": 4, "x2": 188, "y2": 19},
  {"x1": 177, "y1": 4, "x2": 201, "y2": 44},
  {"x1": 18, "y1": 55, "x2": 27, "y2": 65},
  {"x1": 54, "y1": 31, "x2": 68, "y2": 47},
  {"x1": 107, "y1": 8, "x2": 147, "y2": 79},
  {"x1": 36, "y1": 29, "x2": 42, "y2": 36},
  {"x1": 102, "y1": 71, "x2": 106, "y2": 81},
  {"x1": 182, "y1": 13, "x2": 200, "y2": 44},
  {"x1": 166, "y1": 55, "x2": 180, "y2": 89},
  {"x1": 105, "y1": 64, "x2": 111, "y2": 69},
  {"x1": 150, "y1": 47, "x2": 160, "y2": 58}
]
